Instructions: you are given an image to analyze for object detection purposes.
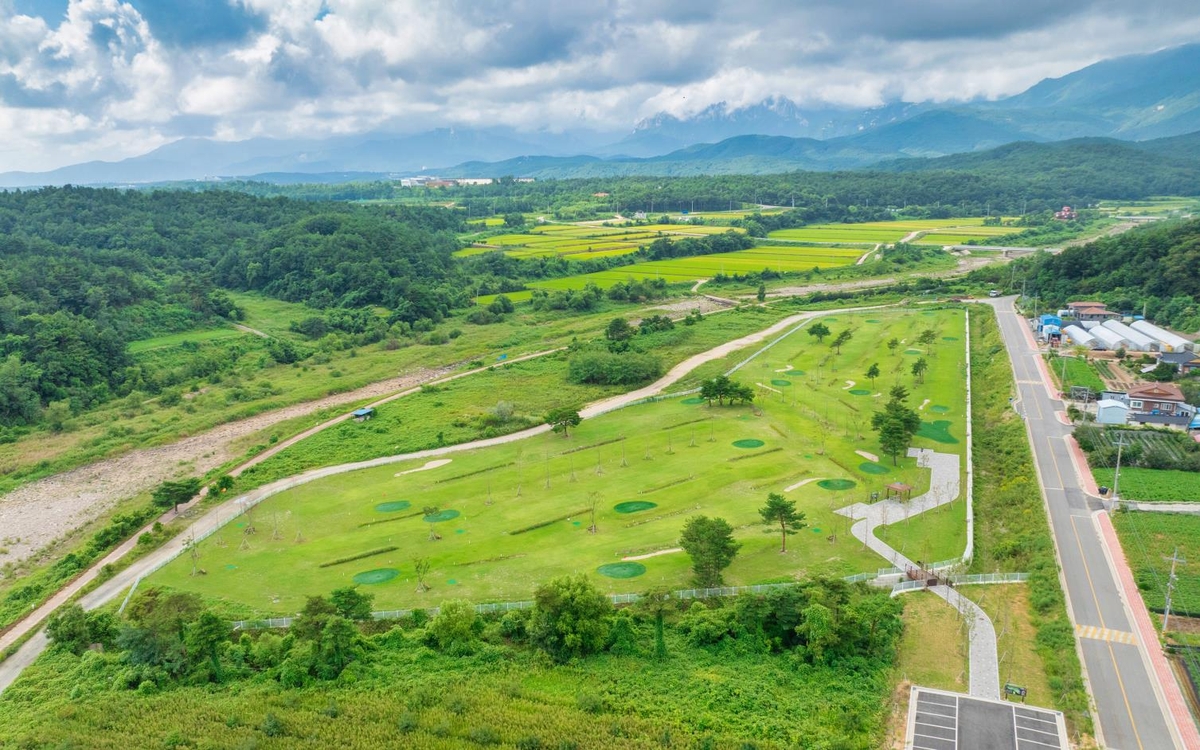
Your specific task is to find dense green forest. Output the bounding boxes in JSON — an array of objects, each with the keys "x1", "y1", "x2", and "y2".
[
  {"x1": 0, "y1": 576, "x2": 903, "y2": 749},
  {"x1": 0, "y1": 188, "x2": 464, "y2": 423},
  {"x1": 975, "y1": 218, "x2": 1200, "y2": 331}
]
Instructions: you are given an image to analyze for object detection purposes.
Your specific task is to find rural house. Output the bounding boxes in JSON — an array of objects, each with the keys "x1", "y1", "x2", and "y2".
[{"x1": 1159, "y1": 351, "x2": 1200, "y2": 374}]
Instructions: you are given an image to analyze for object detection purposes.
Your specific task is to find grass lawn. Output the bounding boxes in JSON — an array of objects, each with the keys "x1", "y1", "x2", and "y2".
[
  {"x1": 225, "y1": 291, "x2": 316, "y2": 339},
  {"x1": 894, "y1": 591, "x2": 969, "y2": 692},
  {"x1": 127, "y1": 328, "x2": 248, "y2": 354},
  {"x1": 1113, "y1": 511, "x2": 1200, "y2": 618},
  {"x1": 958, "y1": 584, "x2": 1054, "y2": 705},
  {"x1": 875, "y1": 499, "x2": 968, "y2": 565},
  {"x1": 151, "y1": 309, "x2": 969, "y2": 615},
  {"x1": 1093, "y1": 467, "x2": 1200, "y2": 503}
]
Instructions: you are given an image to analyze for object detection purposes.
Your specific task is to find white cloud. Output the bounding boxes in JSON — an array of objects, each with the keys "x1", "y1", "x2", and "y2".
[{"x1": 1, "y1": 0, "x2": 1199, "y2": 170}]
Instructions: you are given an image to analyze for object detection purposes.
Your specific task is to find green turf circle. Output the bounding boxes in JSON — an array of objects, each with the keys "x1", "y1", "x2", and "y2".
[
  {"x1": 859, "y1": 462, "x2": 889, "y2": 475},
  {"x1": 904, "y1": 349, "x2": 922, "y2": 355},
  {"x1": 916, "y1": 420, "x2": 958, "y2": 444},
  {"x1": 614, "y1": 501, "x2": 658, "y2": 514},
  {"x1": 930, "y1": 405, "x2": 951, "y2": 414},
  {"x1": 423, "y1": 509, "x2": 461, "y2": 523},
  {"x1": 732, "y1": 439, "x2": 765, "y2": 449},
  {"x1": 785, "y1": 369, "x2": 805, "y2": 376},
  {"x1": 848, "y1": 389, "x2": 871, "y2": 396},
  {"x1": 374, "y1": 500, "x2": 411, "y2": 513},
  {"x1": 817, "y1": 478, "x2": 857, "y2": 491},
  {"x1": 352, "y1": 568, "x2": 399, "y2": 585},
  {"x1": 597, "y1": 562, "x2": 647, "y2": 579},
  {"x1": 681, "y1": 397, "x2": 705, "y2": 405},
  {"x1": 770, "y1": 379, "x2": 792, "y2": 387},
  {"x1": 865, "y1": 319, "x2": 881, "y2": 323}
]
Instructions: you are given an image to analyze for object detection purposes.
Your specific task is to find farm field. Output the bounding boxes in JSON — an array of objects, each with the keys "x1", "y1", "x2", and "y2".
[
  {"x1": 1093, "y1": 467, "x2": 1200, "y2": 503},
  {"x1": 457, "y1": 223, "x2": 746, "y2": 260},
  {"x1": 768, "y1": 218, "x2": 1006, "y2": 245},
  {"x1": 151, "y1": 309, "x2": 969, "y2": 615},
  {"x1": 911, "y1": 225, "x2": 1024, "y2": 246},
  {"x1": 1113, "y1": 511, "x2": 1200, "y2": 617},
  {"x1": 481, "y1": 245, "x2": 864, "y2": 302},
  {"x1": 1098, "y1": 196, "x2": 1200, "y2": 216},
  {"x1": 1048, "y1": 355, "x2": 1105, "y2": 393}
]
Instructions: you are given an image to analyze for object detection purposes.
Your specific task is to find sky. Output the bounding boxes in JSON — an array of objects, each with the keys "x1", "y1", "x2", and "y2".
[{"x1": 2, "y1": 0, "x2": 1200, "y2": 172}]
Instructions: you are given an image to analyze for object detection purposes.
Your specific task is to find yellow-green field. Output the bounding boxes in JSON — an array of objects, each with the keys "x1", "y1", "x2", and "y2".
[
  {"x1": 769, "y1": 218, "x2": 1016, "y2": 245},
  {"x1": 1098, "y1": 196, "x2": 1200, "y2": 216},
  {"x1": 481, "y1": 245, "x2": 864, "y2": 302},
  {"x1": 912, "y1": 225, "x2": 1024, "y2": 246},
  {"x1": 457, "y1": 223, "x2": 747, "y2": 260}
]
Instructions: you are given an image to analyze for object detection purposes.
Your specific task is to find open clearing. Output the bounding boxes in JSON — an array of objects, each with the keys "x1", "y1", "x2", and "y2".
[
  {"x1": 456, "y1": 223, "x2": 746, "y2": 260},
  {"x1": 151, "y1": 309, "x2": 968, "y2": 614},
  {"x1": 767, "y1": 218, "x2": 1014, "y2": 245}
]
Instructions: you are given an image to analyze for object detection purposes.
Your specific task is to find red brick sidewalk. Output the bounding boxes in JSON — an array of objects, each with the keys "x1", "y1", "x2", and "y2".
[
  {"x1": 1065, "y1": 436, "x2": 1102, "y2": 497},
  {"x1": 1096, "y1": 511, "x2": 1200, "y2": 749}
]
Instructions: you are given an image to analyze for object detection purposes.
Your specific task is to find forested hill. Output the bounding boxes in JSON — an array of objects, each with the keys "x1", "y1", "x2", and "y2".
[
  {"x1": 1017, "y1": 218, "x2": 1200, "y2": 332},
  {"x1": 0, "y1": 187, "x2": 465, "y2": 420}
]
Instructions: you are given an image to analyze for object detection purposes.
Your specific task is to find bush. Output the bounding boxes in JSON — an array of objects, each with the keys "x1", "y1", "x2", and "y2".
[
  {"x1": 428, "y1": 600, "x2": 480, "y2": 652},
  {"x1": 260, "y1": 713, "x2": 284, "y2": 737},
  {"x1": 567, "y1": 350, "x2": 662, "y2": 386},
  {"x1": 529, "y1": 575, "x2": 611, "y2": 662}
]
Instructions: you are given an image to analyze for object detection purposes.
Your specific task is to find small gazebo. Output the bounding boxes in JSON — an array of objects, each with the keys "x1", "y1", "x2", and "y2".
[{"x1": 884, "y1": 482, "x2": 913, "y2": 501}]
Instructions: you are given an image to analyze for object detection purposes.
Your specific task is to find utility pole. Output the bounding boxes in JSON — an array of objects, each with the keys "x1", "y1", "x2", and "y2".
[
  {"x1": 1111, "y1": 437, "x2": 1129, "y2": 512},
  {"x1": 1163, "y1": 547, "x2": 1186, "y2": 633}
]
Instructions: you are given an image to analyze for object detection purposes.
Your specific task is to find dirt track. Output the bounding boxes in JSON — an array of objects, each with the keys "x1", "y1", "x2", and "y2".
[{"x1": 0, "y1": 366, "x2": 453, "y2": 571}]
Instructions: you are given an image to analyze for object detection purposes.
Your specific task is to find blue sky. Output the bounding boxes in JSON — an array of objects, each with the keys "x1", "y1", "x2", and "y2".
[{"x1": 1, "y1": 0, "x2": 1199, "y2": 171}]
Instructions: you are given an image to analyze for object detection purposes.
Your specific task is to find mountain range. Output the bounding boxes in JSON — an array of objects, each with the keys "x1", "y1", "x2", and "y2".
[{"x1": 4, "y1": 43, "x2": 1200, "y2": 187}]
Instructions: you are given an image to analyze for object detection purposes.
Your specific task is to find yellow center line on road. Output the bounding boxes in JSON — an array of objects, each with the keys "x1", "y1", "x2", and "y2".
[{"x1": 1067, "y1": 514, "x2": 1146, "y2": 750}]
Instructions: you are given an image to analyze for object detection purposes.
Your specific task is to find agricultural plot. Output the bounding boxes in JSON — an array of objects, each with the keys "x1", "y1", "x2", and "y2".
[
  {"x1": 486, "y1": 245, "x2": 863, "y2": 302},
  {"x1": 1098, "y1": 196, "x2": 1200, "y2": 216},
  {"x1": 457, "y1": 223, "x2": 747, "y2": 260},
  {"x1": 1048, "y1": 355, "x2": 1105, "y2": 394},
  {"x1": 768, "y1": 218, "x2": 999, "y2": 245},
  {"x1": 911, "y1": 225, "x2": 1023, "y2": 246},
  {"x1": 151, "y1": 310, "x2": 969, "y2": 614},
  {"x1": 1093, "y1": 468, "x2": 1200, "y2": 503},
  {"x1": 1113, "y1": 511, "x2": 1200, "y2": 617}
]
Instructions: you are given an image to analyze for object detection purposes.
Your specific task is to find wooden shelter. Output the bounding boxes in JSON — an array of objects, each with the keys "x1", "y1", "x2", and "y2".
[{"x1": 884, "y1": 481, "x2": 913, "y2": 501}]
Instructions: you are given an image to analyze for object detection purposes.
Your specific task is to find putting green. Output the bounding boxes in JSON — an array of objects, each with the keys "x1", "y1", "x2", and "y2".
[
  {"x1": 353, "y1": 568, "x2": 399, "y2": 585},
  {"x1": 942, "y1": 337, "x2": 958, "y2": 342},
  {"x1": 916, "y1": 420, "x2": 958, "y2": 444},
  {"x1": 785, "y1": 369, "x2": 805, "y2": 376},
  {"x1": 374, "y1": 501, "x2": 411, "y2": 513},
  {"x1": 681, "y1": 397, "x2": 705, "y2": 405},
  {"x1": 597, "y1": 562, "x2": 646, "y2": 579},
  {"x1": 859, "y1": 462, "x2": 889, "y2": 475},
  {"x1": 904, "y1": 349, "x2": 922, "y2": 355},
  {"x1": 811, "y1": 528, "x2": 822, "y2": 533},
  {"x1": 770, "y1": 379, "x2": 792, "y2": 387},
  {"x1": 818, "y1": 479, "x2": 857, "y2": 491},
  {"x1": 614, "y1": 501, "x2": 657, "y2": 514},
  {"x1": 423, "y1": 509, "x2": 461, "y2": 523},
  {"x1": 848, "y1": 389, "x2": 871, "y2": 396},
  {"x1": 930, "y1": 405, "x2": 951, "y2": 414},
  {"x1": 732, "y1": 439, "x2": 765, "y2": 449}
]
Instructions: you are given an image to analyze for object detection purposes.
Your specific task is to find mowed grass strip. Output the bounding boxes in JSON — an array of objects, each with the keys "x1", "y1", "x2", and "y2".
[{"x1": 151, "y1": 309, "x2": 968, "y2": 615}]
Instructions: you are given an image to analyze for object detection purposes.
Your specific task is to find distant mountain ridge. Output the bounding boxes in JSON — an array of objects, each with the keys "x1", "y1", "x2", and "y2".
[{"x1": 4, "y1": 42, "x2": 1200, "y2": 186}]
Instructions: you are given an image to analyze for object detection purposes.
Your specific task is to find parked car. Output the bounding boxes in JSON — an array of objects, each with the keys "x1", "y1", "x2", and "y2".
[{"x1": 988, "y1": 289, "x2": 1001, "y2": 297}]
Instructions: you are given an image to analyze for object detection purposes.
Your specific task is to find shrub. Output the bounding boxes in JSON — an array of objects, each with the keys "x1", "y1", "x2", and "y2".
[
  {"x1": 428, "y1": 600, "x2": 480, "y2": 652},
  {"x1": 260, "y1": 713, "x2": 284, "y2": 737},
  {"x1": 529, "y1": 575, "x2": 611, "y2": 662},
  {"x1": 567, "y1": 350, "x2": 662, "y2": 386}
]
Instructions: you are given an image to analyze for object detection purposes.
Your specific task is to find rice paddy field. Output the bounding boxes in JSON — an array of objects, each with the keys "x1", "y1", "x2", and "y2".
[
  {"x1": 480, "y1": 245, "x2": 864, "y2": 302},
  {"x1": 150, "y1": 308, "x2": 969, "y2": 615},
  {"x1": 1098, "y1": 196, "x2": 1200, "y2": 216},
  {"x1": 768, "y1": 218, "x2": 1020, "y2": 246},
  {"x1": 457, "y1": 223, "x2": 746, "y2": 261}
]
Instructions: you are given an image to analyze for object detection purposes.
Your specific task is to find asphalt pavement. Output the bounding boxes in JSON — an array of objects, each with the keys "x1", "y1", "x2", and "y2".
[{"x1": 988, "y1": 297, "x2": 1178, "y2": 750}]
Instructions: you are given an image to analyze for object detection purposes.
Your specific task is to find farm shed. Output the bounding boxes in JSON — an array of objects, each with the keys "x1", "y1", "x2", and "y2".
[
  {"x1": 1131, "y1": 320, "x2": 1194, "y2": 352},
  {"x1": 1101, "y1": 320, "x2": 1158, "y2": 352},
  {"x1": 1089, "y1": 325, "x2": 1128, "y2": 351},
  {"x1": 1096, "y1": 400, "x2": 1129, "y2": 425},
  {"x1": 1062, "y1": 325, "x2": 1100, "y2": 349},
  {"x1": 1038, "y1": 314, "x2": 1062, "y2": 332}
]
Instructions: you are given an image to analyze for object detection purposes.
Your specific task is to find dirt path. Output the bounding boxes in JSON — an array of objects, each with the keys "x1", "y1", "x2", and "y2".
[{"x1": 232, "y1": 323, "x2": 269, "y2": 338}]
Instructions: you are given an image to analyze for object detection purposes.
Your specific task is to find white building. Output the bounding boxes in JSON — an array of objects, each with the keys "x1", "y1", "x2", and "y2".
[
  {"x1": 1062, "y1": 325, "x2": 1100, "y2": 349},
  {"x1": 1130, "y1": 320, "x2": 1194, "y2": 352},
  {"x1": 1096, "y1": 399, "x2": 1130, "y2": 425},
  {"x1": 1090, "y1": 325, "x2": 1129, "y2": 351},
  {"x1": 1101, "y1": 320, "x2": 1159, "y2": 352}
]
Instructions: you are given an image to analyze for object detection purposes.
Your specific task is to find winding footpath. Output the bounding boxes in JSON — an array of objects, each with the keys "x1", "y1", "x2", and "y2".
[
  {"x1": 0, "y1": 303, "x2": 886, "y2": 695},
  {"x1": 836, "y1": 449, "x2": 1000, "y2": 700}
]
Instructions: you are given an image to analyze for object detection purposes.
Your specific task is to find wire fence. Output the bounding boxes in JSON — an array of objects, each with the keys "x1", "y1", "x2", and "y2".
[{"x1": 888, "y1": 571, "x2": 1029, "y2": 597}]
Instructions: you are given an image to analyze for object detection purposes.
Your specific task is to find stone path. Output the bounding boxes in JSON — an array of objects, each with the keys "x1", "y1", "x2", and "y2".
[{"x1": 835, "y1": 448, "x2": 1000, "y2": 700}]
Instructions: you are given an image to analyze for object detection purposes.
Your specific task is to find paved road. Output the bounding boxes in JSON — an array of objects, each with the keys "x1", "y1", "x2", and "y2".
[{"x1": 988, "y1": 297, "x2": 1178, "y2": 750}]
